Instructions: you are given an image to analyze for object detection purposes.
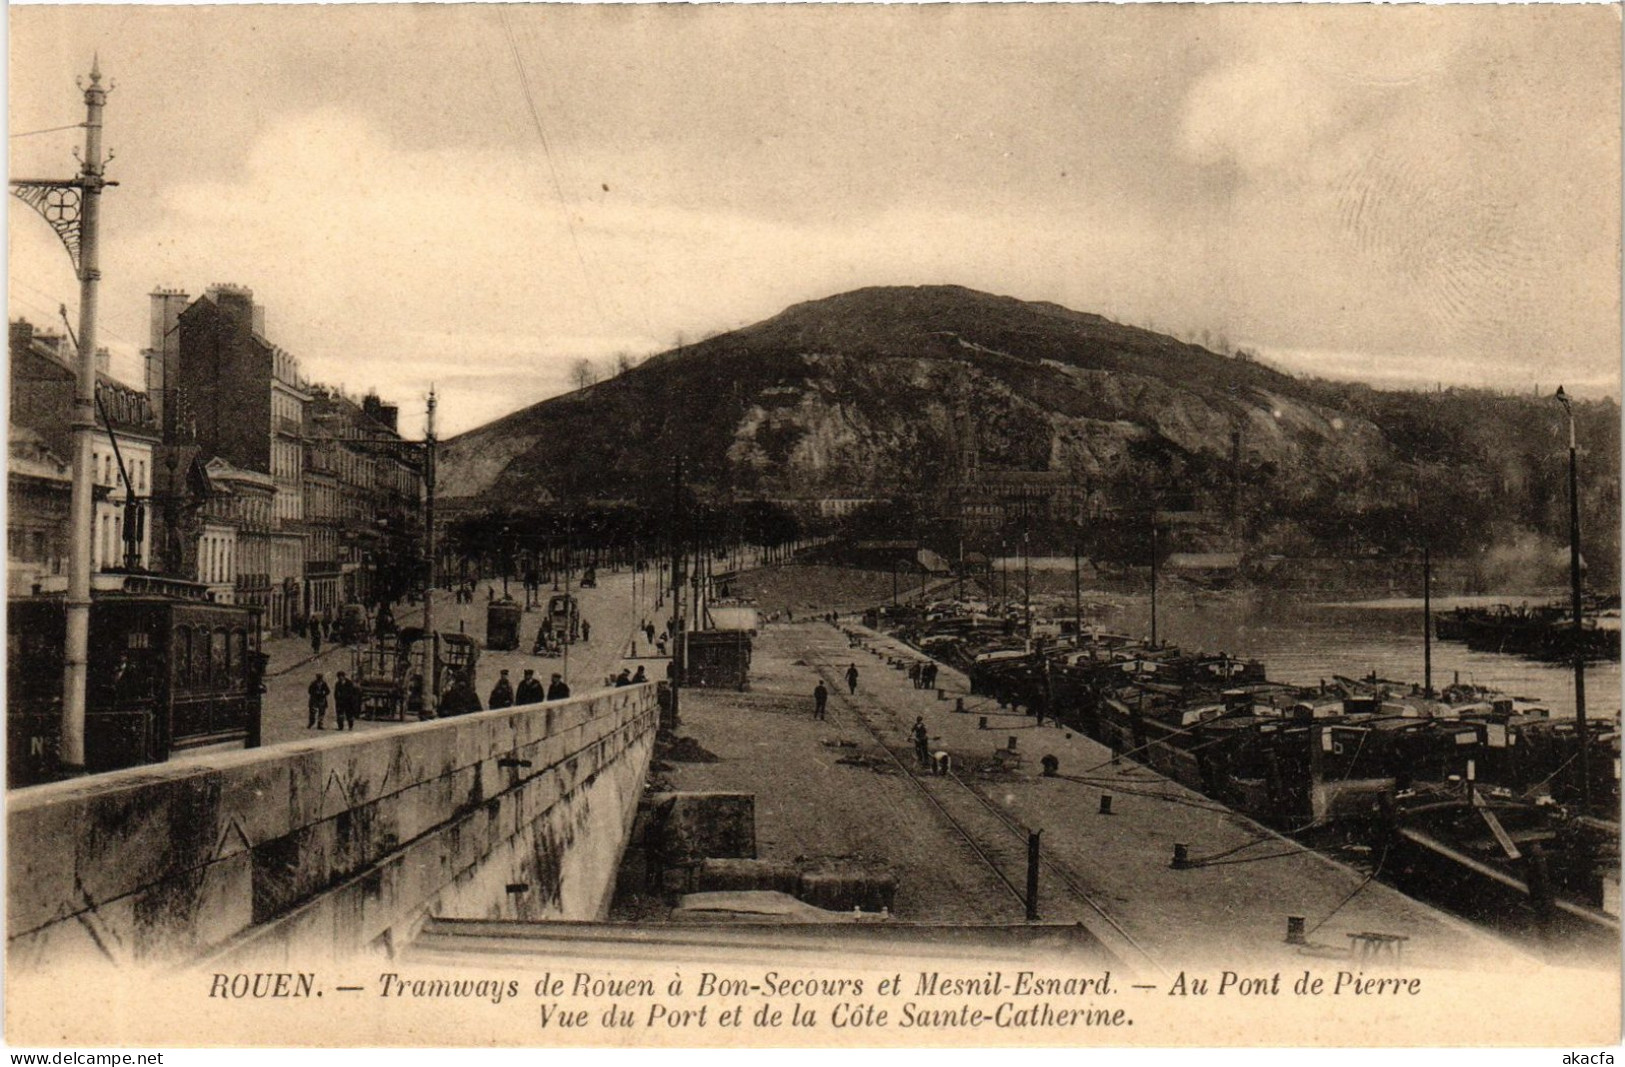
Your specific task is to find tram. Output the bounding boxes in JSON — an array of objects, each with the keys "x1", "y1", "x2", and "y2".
[{"x1": 7, "y1": 576, "x2": 266, "y2": 788}]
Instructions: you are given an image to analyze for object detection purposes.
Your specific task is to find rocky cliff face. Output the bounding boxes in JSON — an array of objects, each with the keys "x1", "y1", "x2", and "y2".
[{"x1": 440, "y1": 285, "x2": 1390, "y2": 504}]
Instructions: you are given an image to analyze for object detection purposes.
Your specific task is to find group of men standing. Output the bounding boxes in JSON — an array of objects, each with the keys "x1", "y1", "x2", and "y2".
[
  {"x1": 488, "y1": 668, "x2": 571, "y2": 709},
  {"x1": 306, "y1": 672, "x2": 362, "y2": 730}
]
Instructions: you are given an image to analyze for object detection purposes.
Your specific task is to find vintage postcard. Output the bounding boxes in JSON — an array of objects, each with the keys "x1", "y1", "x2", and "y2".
[{"x1": 6, "y1": 1, "x2": 1621, "y2": 1052}]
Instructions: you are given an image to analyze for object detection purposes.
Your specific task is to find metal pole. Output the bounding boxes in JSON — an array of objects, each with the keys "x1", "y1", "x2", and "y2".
[
  {"x1": 1025, "y1": 830, "x2": 1041, "y2": 921},
  {"x1": 1422, "y1": 541, "x2": 1432, "y2": 699},
  {"x1": 424, "y1": 388, "x2": 438, "y2": 714},
  {"x1": 1023, "y1": 530, "x2": 1032, "y2": 641},
  {"x1": 1149, "y1": 518, "x2": 1159, "y2": 648},
  {"x1": 670, "y1": 456, "x2": 683, "y2": 719},
  {"x1": 1561, "y1": 392, "x2": 1589, "y2": 808},
  {"x1": 1074, "y1": 542, "x2": 1081, "y2": 641},
  {"x1": 61, "y1": 62, "x2": 111, "y2": 774}
]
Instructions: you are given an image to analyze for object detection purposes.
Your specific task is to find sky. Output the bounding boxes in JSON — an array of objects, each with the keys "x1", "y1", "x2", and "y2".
[{"x1": 8, "y1": 4, "x2": 1621, "y2": 438}]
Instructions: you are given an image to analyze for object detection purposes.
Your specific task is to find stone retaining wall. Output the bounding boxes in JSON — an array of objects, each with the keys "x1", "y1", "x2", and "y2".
[{"x1": 7, "y1": 684, "x2": 657, "y2": 970}]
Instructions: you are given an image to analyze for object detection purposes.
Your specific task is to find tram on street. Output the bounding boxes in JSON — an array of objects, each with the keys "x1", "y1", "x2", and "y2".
[{"x1": 7, "y1": 577, "x2": 266, "y2": 788}]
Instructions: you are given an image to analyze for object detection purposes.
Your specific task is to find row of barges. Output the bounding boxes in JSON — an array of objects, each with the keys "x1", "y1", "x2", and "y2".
[{"x1": 873, "y1": 599, "x2": 1620, "y2": 950}]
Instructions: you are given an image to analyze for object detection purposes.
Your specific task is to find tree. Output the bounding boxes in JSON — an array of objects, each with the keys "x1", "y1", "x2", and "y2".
[{"x1": 570, "y1": 359, "x2": 599, "y2": 391}]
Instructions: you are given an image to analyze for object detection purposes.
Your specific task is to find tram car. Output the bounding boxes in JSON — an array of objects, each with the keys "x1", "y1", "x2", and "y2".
[{"x1": 8, "y1": 580, "x2": 266, "y2": 788}]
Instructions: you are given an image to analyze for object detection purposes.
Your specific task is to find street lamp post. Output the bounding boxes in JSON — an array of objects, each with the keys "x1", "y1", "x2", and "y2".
[
  {"x1": 1556, "y1": 387, "x2": 1590, "y2": 808},
  {"x1": 11, "y1": 60, "x2": 116, "y2": 774}
]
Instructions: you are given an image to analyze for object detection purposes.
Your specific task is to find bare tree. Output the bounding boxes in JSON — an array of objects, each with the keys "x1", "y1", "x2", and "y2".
[
  {"x1": 570, "y1": 358, "x2": 599, "y2": 391},
  {"x1": 614, "y1": 351, "x2": 638, "y2": 376}
]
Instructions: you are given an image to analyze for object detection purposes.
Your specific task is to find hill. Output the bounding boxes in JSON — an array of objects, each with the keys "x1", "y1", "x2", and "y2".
[{"x1": 437, "y1": 285, "x2": 1618, "y2": 583}]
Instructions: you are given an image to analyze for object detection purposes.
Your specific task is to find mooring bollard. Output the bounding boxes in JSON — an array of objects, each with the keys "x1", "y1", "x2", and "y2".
[
  {"x1": 1285, "y1": 916, "x2": 1307, "y2": 945},
  {"x1": 1171, "y1": 843, "x2": 1190, "y2": 869},
  {"x1": 937, "y1": 689, "x2": 946, "y2": 700},
  {"x1": 1099, "y1": 794, "x2": 1114, "y2": 815},
  {"x1": 978, "y1": 716, "x2": 988, "y2": 730},
  {"x1": 955, "y1": 697, "x2": 965, "y2": 713},
  {"x1": 1007, "y1": 736, "x2": 1018, "y2": 751}
]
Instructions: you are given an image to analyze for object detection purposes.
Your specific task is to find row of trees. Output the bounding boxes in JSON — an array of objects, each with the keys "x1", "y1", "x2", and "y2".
[{"x1": 439, "y1": 499, "x2": 805, "y2": 583}]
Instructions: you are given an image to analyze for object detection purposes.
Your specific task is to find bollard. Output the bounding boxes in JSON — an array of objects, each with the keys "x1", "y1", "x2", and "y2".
[
  {"x1": 1285, "y1": 916, "x2": 1307, "y2": 945},
  {"x1": 1008, "y1": 736, "x2": 1018, "y2": 751},
  {"x1": 1099, "y1": 794, "x2": 1113, "y2": 815},
  {"x1": 978, "y1": 716, "x2": 988, "y2": 730},
  {"x1": 1041, "y1": 754, "x2": 1059, "y2": 777},
  {"x1": 938, "y1": 689, "x2": 946, "y2": 700},
  {"x1": 956, "y1": 697, "x2": 965, "y2": 713},
  {"x1": 1170, "y1": 843, "x2": 1190, "y2": 869}
]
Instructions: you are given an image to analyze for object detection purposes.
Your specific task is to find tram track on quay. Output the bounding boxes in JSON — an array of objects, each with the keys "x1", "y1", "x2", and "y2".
[{"x1": 803, "y1": 632, "x2": 1163, "y2": 973}]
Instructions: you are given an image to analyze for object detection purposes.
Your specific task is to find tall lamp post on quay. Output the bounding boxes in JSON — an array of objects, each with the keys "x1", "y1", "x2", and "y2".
[
  {"x1": 1554, "y1": 386, "x2": 1589, "y2": 809},
  {"x1": 11, "y1": 60, "x2": 116, "y2": 774}
]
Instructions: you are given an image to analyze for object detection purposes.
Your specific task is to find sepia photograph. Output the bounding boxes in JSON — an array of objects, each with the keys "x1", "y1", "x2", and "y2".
[{"x1": 5, "y1": 1, "x2": 1621, "y2": 1052}]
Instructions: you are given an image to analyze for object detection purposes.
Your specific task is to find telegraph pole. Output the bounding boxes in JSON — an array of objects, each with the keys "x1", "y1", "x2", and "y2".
[
  {"x1": 669, "y1": 456, "x2": 684, "y2": 721},
  {"x1": 1556, "y1": 387, "x2": 1590, "y2": 808},
  {"x1": 423, "y1": 388, "x2": 439, "y2": 713},
  {"x1": 12, "y1": 60, "x2": 115, "y2": 774}
]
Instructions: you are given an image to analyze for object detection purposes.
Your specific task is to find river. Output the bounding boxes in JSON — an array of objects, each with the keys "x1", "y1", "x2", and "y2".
[{"x1": 1086, "y1": 590, "x2": 1620, "y2": 721}]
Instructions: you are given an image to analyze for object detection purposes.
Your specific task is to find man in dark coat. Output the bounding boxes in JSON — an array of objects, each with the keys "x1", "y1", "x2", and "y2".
[
  {"x1": 813, "y1": 681, "x2": 829, "y2": 721},
  {"x1": 846, "y1": 663, "x2": 860, "y2": 695},
  {"x1": 489, "y1": 669, "x2": 514, "y2": 709},
  {"x1": 546, "y1": 673, "x2": 571, "y2": 701},
  {"x1": 515, "y1": 669, "x2": 545, "y2": 705},
  {"x1": 334, "y1": 671, "x2": 361, "y2": 730},
  {"x1": 307, "y1": 673, "x2": 330, "y2": 729}
]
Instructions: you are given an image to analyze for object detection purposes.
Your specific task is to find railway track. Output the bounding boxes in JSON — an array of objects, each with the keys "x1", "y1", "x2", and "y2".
[{"x1": 806, "y1": 636, "x2": 1162, "y2": 973}]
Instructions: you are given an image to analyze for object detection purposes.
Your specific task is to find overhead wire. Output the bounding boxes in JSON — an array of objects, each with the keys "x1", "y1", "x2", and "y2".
[
  {"x1": 495, "y1": 7, "x2": 608, "y2": 328},
  {"x1": 10, "y1": 122, "x2": 84, "y2": 139}
]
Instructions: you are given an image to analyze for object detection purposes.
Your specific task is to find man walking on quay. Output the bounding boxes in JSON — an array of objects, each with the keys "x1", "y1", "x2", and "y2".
[
  {"x1": 515, "y1": 668, "x2": 544, "y2": 705},
  {"x1": 489, "y1": 669, "x2": 514, "y2": 709},
  {"x1": 546, "y1": 673, "x2": 571, "y2": 701},
  {"x1": 846, "y1": 663, "x2": 860, "y2": 695},
  {"x1": 334, "y1": 671, "x2": 360, "y2": 730},
  {"x1": 310, "y1": 620, "x2": 323, "y2": 657},
  {"x1": 912, "y1": 716, "x2": 930, "y2": 768},
  {"x1": 813, "y1": 680, "x2": 829, "y2": 721},
  {"x1": 307, "y1": 673, "x2": 330, "y2": 730}
]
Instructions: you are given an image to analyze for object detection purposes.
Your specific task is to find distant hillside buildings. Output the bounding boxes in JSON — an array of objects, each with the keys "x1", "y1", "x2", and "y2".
[{"x1": 9, "y1": 283, "x2": 423, "y2": 632}]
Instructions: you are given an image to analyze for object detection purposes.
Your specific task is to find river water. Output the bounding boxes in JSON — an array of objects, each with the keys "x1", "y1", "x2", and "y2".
[{"x1": 1085, "y1": 591, "x2": 1621, "y2": 722}]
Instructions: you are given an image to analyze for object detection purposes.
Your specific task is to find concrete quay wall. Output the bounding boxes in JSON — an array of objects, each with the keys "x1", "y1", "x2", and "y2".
[{"x1": 8, "y1": 685, "x2": 657, "y2": 970}]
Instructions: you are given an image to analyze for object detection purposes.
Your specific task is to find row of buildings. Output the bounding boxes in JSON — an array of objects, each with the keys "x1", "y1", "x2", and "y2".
[{"x1": 9, "y1": 283, "x2": 425, "y2": 633}]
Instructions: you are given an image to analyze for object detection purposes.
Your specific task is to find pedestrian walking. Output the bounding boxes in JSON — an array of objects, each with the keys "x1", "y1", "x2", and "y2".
[
  {"x1": 307, "y1": 673, "x2": 330, "y2": 730},
  {"x1": 846, "y1": 663, "x2": 860, "y2": 695},
  {"x1": 407, "y1": 673, "x2": 427, "y2": 719},
  {"x1": 310, "y1": 623, "x2": 322, "y2": 657},
  {"x1": 489, "y1": 669, "x2": 514, "y2": 709},
  {"x1": 813, "y1": 681, "x2": 829, "y2": 720},
  {"x1": 908, "y1": 662, "x2": 922, "y2": 689},
  {"x1": 546, "y1": 673, "x2": 571, "y2": 701},
  {"x1": 923, "y1": 662, "x2": 938, "y2": 690},
  {"x1": 582, "y1": 619, "x2": 591, "y2": 643},
  {"x1": 912, "y1": 716, "x2": 930, "y2": 768},
  {"x1": 514, "y1": 668, "x2": 545, "y2": 705},
  {"x1": 334, "y1": 671, "x2": 361, "y2": 730}
]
